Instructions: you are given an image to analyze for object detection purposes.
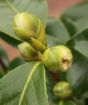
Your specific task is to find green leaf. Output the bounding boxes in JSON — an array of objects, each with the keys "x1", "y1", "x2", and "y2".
[
  {"x1": 8, "y1": 57, "x2": 25, "y2": 70},
  {"x1": 76, "y1": 16, "x2": 88, "y2": 30},
  {"x1": 0, "y1": 0, "x2": 48, "y2": 47},
  {"x1": 62, "y1": 1, "x2": 88, "y2": 21},
  {"x1": 46, "y1": 18, "x2": 70, "y2": 46},
  {"x1": 46, "y1": 71, "x2": 59, "y2": 104},
  {"x1": 0, "y1": 62, "x2": 49, "y2": 105},
  {"x1": 67, "y1": 28, "x2": 88, "y2": 58},
  {"x1": 66, "y1": 48, "x2": 88, "y2": 95},
  {"x1": 61, "y1": 17, "x2": 88, "y2": 95},
  {"x1": 0, "y1": 32, "x2": 22, "y2": 47},
  {"x1": 61, "y1": 16, "x2": 78, "y2": 37}
]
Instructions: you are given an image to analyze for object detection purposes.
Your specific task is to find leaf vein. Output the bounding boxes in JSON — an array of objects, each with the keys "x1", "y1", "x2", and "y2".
[
  {"x1": 5, "y1": 0, "x2": 19, "y2": 13},
  {"x1": 18, "y1": 62, "x2": 40, "y2": 105}
]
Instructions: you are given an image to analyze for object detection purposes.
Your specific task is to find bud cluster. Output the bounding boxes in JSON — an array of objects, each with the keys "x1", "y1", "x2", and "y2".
[
  {"x1": 41, "y1": 45, "x2": 73, "y2": 100},
  {"x1": 13, "y1": 12, "x2": 46, "y2": 44},
  {"x1": 13, "y1": 12, "x2": 74, "y2": 102},
  {"x1": 13, "y1": 12, "x2": 47, "y2": 61}
]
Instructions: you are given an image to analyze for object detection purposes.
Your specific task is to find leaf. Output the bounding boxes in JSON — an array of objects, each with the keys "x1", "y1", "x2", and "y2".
[
  {"x1": 67, "y1": 28, "x2": 88, "y2": 58},
  {"x1": 46, "y1": 17, "x2": 70, "y2": 46},
  {"x1": 0, "y1": 0, "x2": 48, "y2": 47},
  {"x1": 62, "y1": 19, "x2": 88, "y2": 94},
  {"x1": 66, "y1": 48, "x2": 88, "y2": 95},
  {"x1": 61, "y1": 16, "x2": 78, "y2": 37},
  {"x1": 0, "y1": 62, "x2": 49, "y2": 105},
  {"x1": 46, "y1": 71, "x2": 59, "y2": 104},
  {"x1": 62, "y1": 1, "x2": 88, "y2": 21},
  {"x1": 76, "y1": 16, "x2": 88, "y2": 30},
  {"x1": 8, "y1": 57, "x2": 25, "y2": 70},
  {"x1": 54, "y1": 23, "x2": 88, "y2": 95},
  {"x1": 0, "y1": 32, "x2": 22, "y2": 47}
]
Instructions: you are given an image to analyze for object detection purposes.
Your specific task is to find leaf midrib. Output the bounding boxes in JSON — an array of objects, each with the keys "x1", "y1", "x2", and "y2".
[
  {"x1": 18, "y1": 62, "x2": 41, "y2": 105},
  {"x1": 66, "y1": 27, "x2": 88, "y2": 43}
]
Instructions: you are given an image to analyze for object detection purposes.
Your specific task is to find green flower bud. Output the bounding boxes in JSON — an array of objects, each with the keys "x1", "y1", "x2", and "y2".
[
  {"x1": 53, "y1": 81, "x2": 72, "y2": 99},
  {"x1": 42, "y1": 45, "x2": 73, "y2": 72},
  {"x1": 18, "y1": 42, "x2": 41, "y2": 61},
  {"x1": 13, "y1": 12, "x2": 46, "y2": 44},
  {"x1": 58, "y1": 100, "x2": 76, "y2": 105},
  {"x1": 30, "y1": 37, "x2": 47, "y2": 53}
]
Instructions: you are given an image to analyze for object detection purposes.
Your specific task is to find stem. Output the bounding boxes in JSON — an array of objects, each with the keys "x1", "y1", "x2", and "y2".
[
  {"x1": 0, "y1": 58, "x2": 8, "y2": 74},
  {"x1": 51, "y1": 72, "x2": 60, "y2": 81},
  {"x1": 59, "y1": 72, "x2": 67, "y2": 81}
]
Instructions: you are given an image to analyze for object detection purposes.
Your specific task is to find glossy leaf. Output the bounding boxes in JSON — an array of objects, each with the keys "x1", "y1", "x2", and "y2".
[
  {"x1": 46, "y1": 71, "x2": 59, "y2": 104},
  {"x1": 46, "y1": 17, "x2": 70, "y2": 46},
  {"x1": 0, "y1": 62, "x2": 49, "y2": 105},
  {"x1": 0, "y1": 32, "x2": 21, "y2": 47},
  {"x1": 76, "y1": 16, "x2": 88, "y2": 30},
  {"x1": 66, "y1": 48, "x2": 88, "y2": 95},
  {"x1": 61, "y1": 16, "x2": 78, "y2": 37},
  {"x1": 67, "y1": 28, "x2": 88, "y2": 58},
  {"x1": 65, "y1": 23, "x2": 88, "y2": 95},
  {"x1": 0, "y1": 0, "x2": 48, "y2": 47},
  {"x1": 62, "y1": 1, "x2": 88, "y2": 21}
]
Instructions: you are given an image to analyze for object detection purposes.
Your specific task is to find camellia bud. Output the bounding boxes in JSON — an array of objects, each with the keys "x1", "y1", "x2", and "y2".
[
  {"x1": 53, "y1": 81, "x2": 72, "y2": 99},
  {"x1": 58, "y1": 100, "x2": 76, "y2": 105},
  {"x1": 42, "y1": 45, "x2": 73, "y2": 72},
  {"x1": 13, "y1": 12, "x2": 46, "y2": 44},
  {"x1": 18, "y1": 42, "x2": 41, "y2": 61},
  {"x1": 30, "y1": 37, "x2": 47, "y2": 53}
]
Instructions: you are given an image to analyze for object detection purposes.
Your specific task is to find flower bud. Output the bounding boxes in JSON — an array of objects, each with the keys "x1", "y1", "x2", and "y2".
[
  {"x1": 30, "y1": 37, "x2": 47, "y2": 53},
  {"x1": 13, "y1": 12, "x2": 46, "y2": 44},
  {"x1": 53, "y1": 81, "x2": 72, "y2": 99},
  {"x1": 58, "y1": 100, "x2": 76, "y2": 105},
  {"x1": 18, "y1": 42, "x2": 40, "y2": 61},
  {"x1": 42, "y1": 45, "x2": 73, "y2": 72}
]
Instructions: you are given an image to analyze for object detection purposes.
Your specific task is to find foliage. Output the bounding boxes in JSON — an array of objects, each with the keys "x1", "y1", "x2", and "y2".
[{"x1": 0, "y1": 0, "x2": 88, "y2": 105}]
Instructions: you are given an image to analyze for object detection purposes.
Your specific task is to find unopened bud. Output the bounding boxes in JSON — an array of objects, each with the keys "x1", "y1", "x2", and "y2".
[
  {"x1": 53, "y1": 81, "x2": 72, "y2": 99},
  {"x1": 13, "y1": 12, "x2": 46, "y2": 44},
  {"x1": 18, "y1": 42, "x2": 40, "y2": 61},
  {"x1": 58, "y1": 100, "x2": 76, "y2": 105},
  {"x1": 42, "y1": 45, "x2": 73, "y2": 72}
]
